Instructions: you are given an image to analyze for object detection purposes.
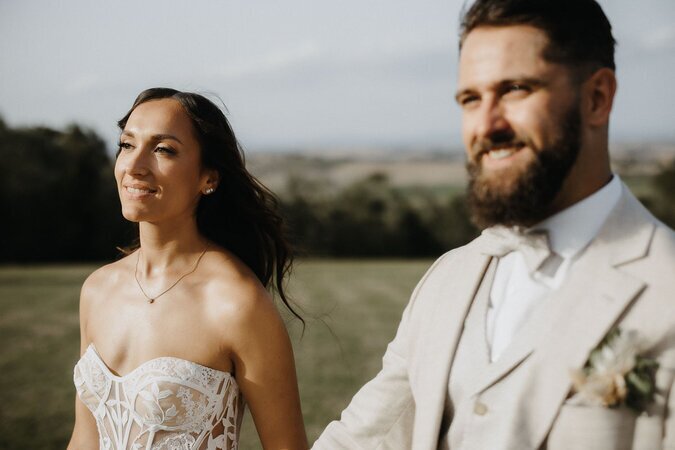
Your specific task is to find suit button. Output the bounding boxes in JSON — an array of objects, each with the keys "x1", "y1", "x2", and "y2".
[{"x1": 473, "y1": 401, "x2": 488, "y2": 416}]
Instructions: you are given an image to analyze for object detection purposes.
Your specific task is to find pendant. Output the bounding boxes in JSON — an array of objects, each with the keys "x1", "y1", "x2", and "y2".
[{"x1": 148, "y1": 298, "x2": 155, "y2": 304}]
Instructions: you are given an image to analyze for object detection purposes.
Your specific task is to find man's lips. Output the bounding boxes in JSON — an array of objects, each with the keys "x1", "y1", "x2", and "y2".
[{"x1": 476, "y1": 143, "x2": 526, "y2": 163}]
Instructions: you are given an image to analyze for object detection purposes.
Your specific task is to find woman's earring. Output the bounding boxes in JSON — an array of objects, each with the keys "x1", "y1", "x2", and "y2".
[{"x1": 205, "y1": 187, "x2": 215, "y2": 195}]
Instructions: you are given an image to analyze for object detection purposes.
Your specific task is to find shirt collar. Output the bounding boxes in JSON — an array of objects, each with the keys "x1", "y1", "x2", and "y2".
[{"x1": 533, "y1": 174, "x2": 623, "y2": 259}]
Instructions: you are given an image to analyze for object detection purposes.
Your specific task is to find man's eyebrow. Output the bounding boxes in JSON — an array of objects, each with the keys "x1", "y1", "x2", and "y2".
[{"x1": 120, "y1": 130, "x2": 183, "y2": 144}]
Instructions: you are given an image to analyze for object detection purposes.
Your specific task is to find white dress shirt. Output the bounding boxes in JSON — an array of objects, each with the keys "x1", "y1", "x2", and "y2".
[{"x1": 486, "y1": 175, "x2": 623, "y2": 361}]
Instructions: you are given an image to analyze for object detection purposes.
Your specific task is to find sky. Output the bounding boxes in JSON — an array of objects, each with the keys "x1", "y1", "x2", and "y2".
[{"x1": 1, "y1": 0, "x2": 674, "y2": 152}]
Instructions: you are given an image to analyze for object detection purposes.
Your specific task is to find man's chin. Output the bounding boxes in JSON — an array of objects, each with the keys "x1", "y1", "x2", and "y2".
[
  {"x1": 467, "y1": 170, "x2": 551, "y2": 229},
  {"x1": 474, "y1": 168, "x2": 528, "y2": 196}
]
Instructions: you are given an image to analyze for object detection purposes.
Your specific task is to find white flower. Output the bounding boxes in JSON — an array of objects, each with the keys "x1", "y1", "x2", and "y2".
[
  {"x1": 569, "y1": 328, "x2": 654, "y2": 409},
  {"x1": 587, "y1": 329, "x2": 641, "y2": 374}
]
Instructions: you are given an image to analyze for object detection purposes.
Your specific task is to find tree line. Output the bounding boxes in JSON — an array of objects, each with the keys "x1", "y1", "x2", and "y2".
[
  {"x1": 0, "y1": 119, "x2": 673, "y2": 262},
  {"x1": 280, "y1": 173, "x2": 477, "y2": 257},
  {"x1": 0, "y1": 118, "x2": 129, "y2": 262}
]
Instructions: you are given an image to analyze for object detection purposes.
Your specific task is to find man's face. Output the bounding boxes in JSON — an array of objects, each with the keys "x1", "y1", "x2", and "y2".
[{"x1": 456, "y1": 25, "x2": 582, "y2": 228}]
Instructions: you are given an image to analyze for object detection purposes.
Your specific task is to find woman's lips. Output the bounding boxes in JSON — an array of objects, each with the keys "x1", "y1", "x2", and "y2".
[{"x1": 124, "y1": 185, "x2": 158, "y2": 198}]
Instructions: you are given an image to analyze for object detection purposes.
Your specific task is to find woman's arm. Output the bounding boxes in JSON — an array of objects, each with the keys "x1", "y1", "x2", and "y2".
[
  {"x1": 67, "y1": 396, "x2": 99, "y2": 449},
  {"x1": 67, "y1": 273, "x2": 101, "y2": 449},
  {"x1": 227, "y1": 286, "x2": 308, "y2": 450}
]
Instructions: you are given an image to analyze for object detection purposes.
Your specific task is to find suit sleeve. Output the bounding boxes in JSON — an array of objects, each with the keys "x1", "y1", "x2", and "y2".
[
  {"x1": 312, "y1": 255, "x2": 448, "y2": 450},
  {"x1": 662, "y1": 351, "x2": 675, "y2": 450},
  {"x1": 652, "y1": 225, "x2": 675, "y2": 450}
]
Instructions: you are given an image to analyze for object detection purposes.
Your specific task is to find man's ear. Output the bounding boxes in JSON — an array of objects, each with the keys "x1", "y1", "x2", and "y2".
[{"x1": 583, "y1": 68, "x2": 617, "y2": 127}]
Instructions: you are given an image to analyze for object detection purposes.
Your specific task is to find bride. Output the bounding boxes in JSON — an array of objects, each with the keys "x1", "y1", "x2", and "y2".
[{"x1": 67, "y1": 88, "x2": 308, "y2": 450}]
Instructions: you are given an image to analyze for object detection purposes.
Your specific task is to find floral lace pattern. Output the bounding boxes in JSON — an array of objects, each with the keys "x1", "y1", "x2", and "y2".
[{"x1": 74, "y1": 345, "x2": 243, "y2": 450}]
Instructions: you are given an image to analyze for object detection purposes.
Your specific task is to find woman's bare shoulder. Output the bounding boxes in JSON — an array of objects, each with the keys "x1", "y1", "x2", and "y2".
[
  {"x1": 200, "y1": 249, "x2": 282, "y2": 333},
  {"x1": 78, "y1": 253, "x2": 137, "y2": 347},
  {"x1": 80, "y1": 253, "x2": 136, "y2": 303}
]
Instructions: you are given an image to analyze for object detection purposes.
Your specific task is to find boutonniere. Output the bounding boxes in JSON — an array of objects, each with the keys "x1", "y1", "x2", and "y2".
[{"x1": 569, "y1": 328, "x2": 658, "y2": 412}]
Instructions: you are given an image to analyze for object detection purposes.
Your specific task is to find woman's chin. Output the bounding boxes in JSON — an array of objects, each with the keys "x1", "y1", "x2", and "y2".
[{"x1": 121, "y1": 208, "x2": 155, "y2": 223}]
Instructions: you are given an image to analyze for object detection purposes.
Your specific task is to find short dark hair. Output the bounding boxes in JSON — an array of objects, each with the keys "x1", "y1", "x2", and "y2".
[{"x1": 459, "y1": 0, "x2": 616, "y2": 77}]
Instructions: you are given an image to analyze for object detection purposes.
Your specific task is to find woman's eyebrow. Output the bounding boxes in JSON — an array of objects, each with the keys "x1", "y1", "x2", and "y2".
[
  {"x1": 120, "y1": 130, "x2": 183, "y2": 145},
  {"x1": 151, "y1": 134, "x2": 183, "y2": 144}
]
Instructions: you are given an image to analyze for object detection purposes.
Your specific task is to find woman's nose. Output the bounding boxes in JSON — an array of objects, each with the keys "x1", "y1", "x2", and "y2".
[{"x1": 119, "y1": 147, "x2": 150, "y2": 176}]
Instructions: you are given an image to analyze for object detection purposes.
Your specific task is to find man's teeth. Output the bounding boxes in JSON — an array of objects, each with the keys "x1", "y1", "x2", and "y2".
[
  {"x1": 487, "y1": 148, "x2": 516, "y2": 160},
  {"x1": 127, "y1": 187, "x2": 154, "y2": 194}
]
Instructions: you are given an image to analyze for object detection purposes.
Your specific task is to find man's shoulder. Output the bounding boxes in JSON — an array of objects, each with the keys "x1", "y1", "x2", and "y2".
[
  {"x1": 605, "y1": 189, "x2": 675, "y2": 294},
  {"x1": 425, "y1": 237, "x2": 484, "y2": 273},
  {"x1": 408, "y1": 237, "x2": 486, "y2": 299},
  {"x1": 635, "y1": 219, "x2": 675, "y2": 275},
  {"x1": 617, "y1": 186, "x2": 675, "y2": 260},
  {"x1": 652, "y1": 219, "x2": 675, "y2": 252}
]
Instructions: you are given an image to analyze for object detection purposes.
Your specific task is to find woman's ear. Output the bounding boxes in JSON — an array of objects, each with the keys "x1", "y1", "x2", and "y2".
[
  {"x1": 583, "y1": 67, "x2": 617, "y2": 128},
  {"x1": 201, "y1": 169, "x2": 220, "y2": 194}
]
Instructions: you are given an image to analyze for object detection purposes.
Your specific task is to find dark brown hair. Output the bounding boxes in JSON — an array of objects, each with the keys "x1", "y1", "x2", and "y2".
[
  {"x1": 459, "y1": 0, "x2": 616, "y2": 80},
  {"x1": 118, "y1": 88, "x2": 303, "y2": 324}
]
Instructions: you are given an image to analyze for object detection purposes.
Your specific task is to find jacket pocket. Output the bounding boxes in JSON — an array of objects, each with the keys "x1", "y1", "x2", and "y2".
[{"x1": 547, "y1": 403, "x2": 637, "y2": 450}]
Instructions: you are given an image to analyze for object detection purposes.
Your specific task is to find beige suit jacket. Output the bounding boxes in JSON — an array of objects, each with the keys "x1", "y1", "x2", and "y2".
[{"x1": 313, "y1": 184, "x2": 675, "y2": 450}]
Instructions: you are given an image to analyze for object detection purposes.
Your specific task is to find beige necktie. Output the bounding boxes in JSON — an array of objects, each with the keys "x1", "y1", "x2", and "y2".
[{"x1": 477, "y1": 226, "x2": 561, "y2": 276}]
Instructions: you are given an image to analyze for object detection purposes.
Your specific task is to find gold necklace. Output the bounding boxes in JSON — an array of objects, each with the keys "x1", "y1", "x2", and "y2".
[{"x1": 134, "y1": 247, "x2": 208, "y2": 304}]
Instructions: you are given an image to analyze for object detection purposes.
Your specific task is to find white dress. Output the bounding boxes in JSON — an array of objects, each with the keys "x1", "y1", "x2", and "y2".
[{"x1": 73, "y1": 344, "x2": 244, "y2": 450}]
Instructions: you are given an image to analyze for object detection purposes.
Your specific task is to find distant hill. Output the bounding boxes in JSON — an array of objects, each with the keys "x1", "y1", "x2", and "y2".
[{"x1": 246, "y1": 142, "x2": 675, "y2": 194}]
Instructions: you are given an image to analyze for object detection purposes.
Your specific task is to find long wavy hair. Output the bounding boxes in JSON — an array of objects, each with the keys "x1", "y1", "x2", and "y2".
[{"x1": 118, "y1": 87, "x2": 302, "y2": 323}]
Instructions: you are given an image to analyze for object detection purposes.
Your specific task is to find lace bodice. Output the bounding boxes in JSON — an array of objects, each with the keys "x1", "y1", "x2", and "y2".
[{"x1": 74, "y1": 344, "x2": 244, "y2": 450}]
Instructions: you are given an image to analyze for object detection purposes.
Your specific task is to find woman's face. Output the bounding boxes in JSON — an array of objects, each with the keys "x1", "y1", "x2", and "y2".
[{"x1": 114, "y1": 98, "x2": 216, "y2": 224}]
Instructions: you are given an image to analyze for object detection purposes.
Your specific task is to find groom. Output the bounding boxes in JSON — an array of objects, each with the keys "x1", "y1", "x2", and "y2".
[{"x1": 314, "y1": 0, "x2": 675, "y2": 449}]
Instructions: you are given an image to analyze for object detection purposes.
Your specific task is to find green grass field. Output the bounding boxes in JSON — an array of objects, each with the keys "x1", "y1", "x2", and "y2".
[{"x1": 0, "y1": 260, "x2": 432, "y2": 450}]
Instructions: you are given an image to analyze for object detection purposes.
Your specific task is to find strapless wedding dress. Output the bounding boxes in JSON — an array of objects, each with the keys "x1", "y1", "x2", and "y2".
[{"x1": 74, "y1": 344, "x2": 244, "y2": 450}]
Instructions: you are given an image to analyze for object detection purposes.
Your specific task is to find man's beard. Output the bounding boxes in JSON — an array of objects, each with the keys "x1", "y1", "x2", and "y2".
[{"x1": 466, "y1": 104, "x2": 582, "y2": 229}]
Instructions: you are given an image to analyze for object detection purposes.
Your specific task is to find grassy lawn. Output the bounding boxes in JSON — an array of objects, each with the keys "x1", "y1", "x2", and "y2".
[{"x1": 0, "y1": 259, "x2": 431, "y2": 450}]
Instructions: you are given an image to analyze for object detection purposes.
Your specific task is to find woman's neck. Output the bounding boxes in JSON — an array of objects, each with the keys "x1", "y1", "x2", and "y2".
[{"x1": 137, "y1": 217, "x2": 207, "y2": 275}]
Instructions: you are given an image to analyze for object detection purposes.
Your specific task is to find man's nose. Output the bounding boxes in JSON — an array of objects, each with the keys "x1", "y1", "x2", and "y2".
[{"x1": 475, "y1": 100, "x2": 510, "y2": 139}]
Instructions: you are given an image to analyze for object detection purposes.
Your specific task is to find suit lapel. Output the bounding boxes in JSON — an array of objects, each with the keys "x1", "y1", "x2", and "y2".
[
  {"x1": 468, "y1": 286, "x2": 554, "y2": 395},
  {"x1": 539, "y1": 185, "x2": 655, "y2": 387},
  {"x1": 467, "y1": 245, "x2": 632, "y2": 395},
  {"x1": 527, "y1": 247, "x2": 646, "y2": 448},
  {"x1": 411, "y1": 183, "x2": 655, "y2": 449},
  {"x1": 525, "y1": 187, "x2": 656, "y2": 448},
  {"x1": 516, "y1": 185, "x2": 655, "y2": 448},
  {"x1": 412, "y1": 246, "x2": 491, "y2": 450},
  {"x1": 468, "y1": 184, "x2": 655, "y2": 397}
]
